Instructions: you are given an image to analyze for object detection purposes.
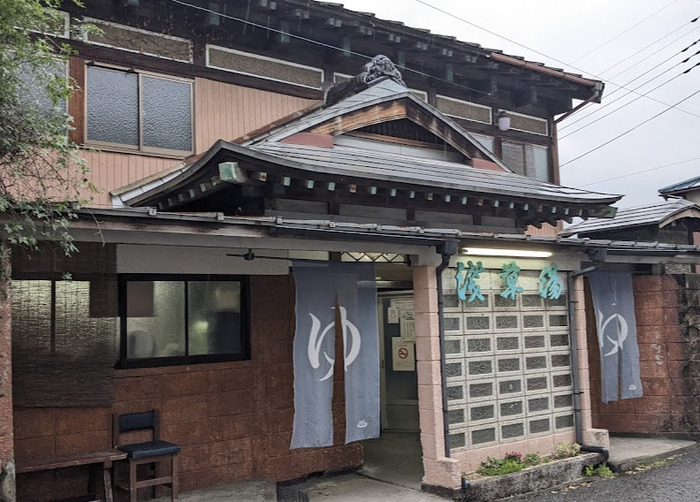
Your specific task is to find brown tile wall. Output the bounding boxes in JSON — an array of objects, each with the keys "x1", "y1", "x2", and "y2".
[
  {"x1": 14, "y1": 275, "x2": 361, "y2": 500},
  {"x1": 0, "y1": 244, "x2": 14, "y2": 492},
  {"x1": 588, "y1": 274, "x2": 700, "y2": 437}
]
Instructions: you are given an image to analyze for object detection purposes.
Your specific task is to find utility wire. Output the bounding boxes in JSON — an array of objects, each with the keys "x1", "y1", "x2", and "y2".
[
  {"x1": 560, "y1": 83, "x2": 700, "y2": 168},
  {"x1": 578, "y1": 157, "x2": 700, "y2": 187},
  {"x1": 559, "y1": 52, "x2": 700, "y2": 139},
  {"x1": 560, "y1": 32, "x2": 700, "y2": 130},
  {"x1": 172, "y1": 0, "x2": 700, "y2": 168},
  {"x1": 168, "y1": 0, "x2": 494, "y2": 99},
  {"x1": 569, "y1": 0, "x2": 681, "y2": 64},
  {"x1": 602, "y1": 25, "x2": 698, "y2": 80},
  {"x1": 416, "y1": 0, "x2": 700, "y2": 122}
]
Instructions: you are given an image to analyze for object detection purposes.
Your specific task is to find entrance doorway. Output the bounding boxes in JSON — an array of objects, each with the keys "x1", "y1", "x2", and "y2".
[
  {"x1": 360, "y1": 292, "x2": 423, "y2": 489},
  {"x1": 378, "y1": 292, "x2": 418, "y2": 431}
]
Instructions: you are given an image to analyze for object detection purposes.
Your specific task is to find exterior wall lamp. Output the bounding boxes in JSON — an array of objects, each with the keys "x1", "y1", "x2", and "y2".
[
  {"x1": 462, "y1": 247, "x2": 552, "y2": 258},
  {"x1": 496, "y1": 110, "x2": 511, "y2": 131}
]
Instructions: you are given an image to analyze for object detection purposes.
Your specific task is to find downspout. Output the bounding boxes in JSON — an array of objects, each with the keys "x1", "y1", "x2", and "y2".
[
  {"x1": 567, "y1": 254, "x2": 609, "y2": 461},
  {"x1": 436, "y1": 240, "x2": 459, "y2": 458}
]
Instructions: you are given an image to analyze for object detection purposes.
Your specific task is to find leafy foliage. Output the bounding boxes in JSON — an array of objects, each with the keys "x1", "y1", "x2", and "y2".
[
  {"x1": 552, "y1": 442, "x2": 581, "y2": 460},
  {"x1": 0, "y1": 0, "x2": 97, "y2": 256},
  {"x1": 584, "y1": 463, "x2": 615, "y2": 478},
  {"x1": 477, "y1": 451, "x2": 544, "y2": 476}
]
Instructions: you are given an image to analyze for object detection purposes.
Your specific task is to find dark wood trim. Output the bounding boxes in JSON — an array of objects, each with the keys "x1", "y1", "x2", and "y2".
[
  {"x1": 71, "y1": 41, "x2": 324, "y2": 101},
  {"x1": 68, "y1": 55, "x2": 86, "y2": 145}
]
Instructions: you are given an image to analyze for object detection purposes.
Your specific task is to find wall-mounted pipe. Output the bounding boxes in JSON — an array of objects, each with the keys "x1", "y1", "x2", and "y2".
[{"x1": 567, "y1": 257, "x2": 614, "y2": 463}]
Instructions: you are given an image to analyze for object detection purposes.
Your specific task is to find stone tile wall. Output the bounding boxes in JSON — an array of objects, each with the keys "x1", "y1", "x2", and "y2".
[
  {"x1": 14, "y1": 275, "x2": 361, "y2": 500},
  {"x1": 589, "y1": 274, "x2": 700, "y2": 437}
]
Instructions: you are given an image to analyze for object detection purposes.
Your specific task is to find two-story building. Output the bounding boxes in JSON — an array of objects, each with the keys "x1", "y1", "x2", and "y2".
[{"x1": 7, "y1": 1, "x2": 700, "y2": 500}]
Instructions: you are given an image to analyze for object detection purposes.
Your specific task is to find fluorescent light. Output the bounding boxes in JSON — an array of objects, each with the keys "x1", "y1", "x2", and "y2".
[{"x1": 461, "y1": 247, "x2": 552, "y2": 258}]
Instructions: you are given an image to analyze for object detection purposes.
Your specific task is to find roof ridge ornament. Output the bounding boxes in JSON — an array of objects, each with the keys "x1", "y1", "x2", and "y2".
[
  {"x1": 324, "y1": 54, "x2": 406, "y2": 107},
  {"x1": 361, "y1": 55, "x2": 405, "y2": 87}
]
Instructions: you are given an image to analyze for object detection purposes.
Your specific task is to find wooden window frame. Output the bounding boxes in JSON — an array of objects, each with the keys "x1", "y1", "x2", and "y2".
[{"x1": 117, "y1": 274, "x2": 250, "y2": 369}]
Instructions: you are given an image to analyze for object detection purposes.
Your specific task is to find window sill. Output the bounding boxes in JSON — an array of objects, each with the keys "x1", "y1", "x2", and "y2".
[
  {"x1": 116, "y1": 352, "x2": 251, "y2": 371},
  {"x1": 81, "y1": 143, "x2": 193, "y2": 161}
]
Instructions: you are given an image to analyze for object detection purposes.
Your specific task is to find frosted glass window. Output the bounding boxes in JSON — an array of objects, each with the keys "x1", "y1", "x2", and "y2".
[
  {"x1": 142, "y1": 76, "x2": 192, "y2": 151},
  {"x1": 86, "y1": 66, "x2": 192, "y2": 153},
  {"x1": 471, "y1": 133, "x2": 494, "y2": 153},
  {"x1": 17, "y1": 60, "x2": 68, "y2": 121},
  {"x1": 500, "y1": 140, "x2": 550, "y2": 182},
  {"x1": 501, "y1": 141, "x2": 525, "y2": 175},
  {"x1": 125, "y1": 281, "x2": 185, "y2": 358},
  {"x1": 188, "y1": 281, "x2": 241, "y2": 356},
  {"x1": 87, "y1": 66, "x2": 139, "y2": 146},
  {"x1": 121, "y1": 276, "x2": 248, "y2": 367},
  {"x1": 529, "y1": 145, "x2": 550, "y2": 182}
]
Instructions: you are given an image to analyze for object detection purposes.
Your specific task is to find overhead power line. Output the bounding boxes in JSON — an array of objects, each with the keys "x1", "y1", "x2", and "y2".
[
  {"x1": 560, "y1": 84, "x2": 700, "y2": 168},
  {"x1": 557, "y1": 24, "x2": 700, "y2": 130},
  {"x1": 569, "y1": 0, "x2": 681, "y2": 64},
  {"x1": 168, "y1": 0, "x2": 510, "y2": 99},
  {"x1": 415, "y1": 0, "x2": 700, "y2": 123},
  {"x1": 578, "y1": 157, "x2": 700, "y2": 187},
  {"x1": 559, "y1": 50, "x2": 700, "y2": 139}
]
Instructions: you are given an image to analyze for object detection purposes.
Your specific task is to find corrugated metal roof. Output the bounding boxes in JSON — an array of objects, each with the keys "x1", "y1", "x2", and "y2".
[
  {"x1": 250, "y1": 141, "x2": 620, "y2": 204},
  {"x1": 659, "y1": 175, "x2": 700, "y2": 195},
  {"x1": 560, "y1": 198, "x2": 699, "y2": 236}
]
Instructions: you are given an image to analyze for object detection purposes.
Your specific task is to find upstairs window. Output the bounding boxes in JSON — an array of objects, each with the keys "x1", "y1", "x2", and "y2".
[
  {"x1": 119, "y1": 275, "x2": 249, "y2": 368},
  {"x1": 501, "y1": 140, "x2": 550, "y2": 182},
  {"x1": 86, "y1": 65, "x2": 193, "y2": 156}
]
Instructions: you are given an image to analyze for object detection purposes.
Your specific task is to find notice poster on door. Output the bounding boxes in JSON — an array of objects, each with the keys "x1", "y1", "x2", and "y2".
[
  {"x1": 400, "y1": 310, "x2": 415, "y2": 342},
  {"x1": 392, "y1": 338, "x2": 415, "y2": 371}
]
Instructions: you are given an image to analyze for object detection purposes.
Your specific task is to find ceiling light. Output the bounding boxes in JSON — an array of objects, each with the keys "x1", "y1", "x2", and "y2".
[{"x1": 461, "y1": 247, "x2": 552, "y2": 258}]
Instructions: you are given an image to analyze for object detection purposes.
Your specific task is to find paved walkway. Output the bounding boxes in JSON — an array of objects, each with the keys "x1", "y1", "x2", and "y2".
[{"x1": 151, "y1": 436, "x2": 697, "y2": 501}]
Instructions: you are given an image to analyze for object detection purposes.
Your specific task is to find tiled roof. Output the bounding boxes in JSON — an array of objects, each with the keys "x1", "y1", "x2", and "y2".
[
  {"x1": 250, "y1": 141, "x2": 620, "y2": 205},
  {"x1": 560, "y1": 198, "x2": 699, "y2": 236}
]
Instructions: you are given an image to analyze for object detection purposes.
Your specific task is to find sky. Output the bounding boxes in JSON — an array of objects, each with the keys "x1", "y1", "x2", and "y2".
[{"x1": 338, "y1": 0, "x2": 700, "y2": 208}]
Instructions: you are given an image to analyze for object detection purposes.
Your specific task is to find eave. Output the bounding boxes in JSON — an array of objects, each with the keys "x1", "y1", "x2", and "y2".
[{"x1": 114, "y1": 139, "x2": 620, "y2": 230}]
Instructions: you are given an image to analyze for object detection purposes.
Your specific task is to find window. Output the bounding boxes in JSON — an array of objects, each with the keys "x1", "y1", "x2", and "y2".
[
  {"x1": 86, "y1": 65, "x2": 193, "y2": 155},
  {"x1": 17, "y1": 59, "x2": 68, "y2": 123},
  {"x1": 501, "y1": 140, "x2": 550, "y2": 182},
  {"x1": 11, "y1": 279, "x2": 118, "y2": 407},
  {"x1": 119, "y1": 275, "x2": 249, "y2": 368}
]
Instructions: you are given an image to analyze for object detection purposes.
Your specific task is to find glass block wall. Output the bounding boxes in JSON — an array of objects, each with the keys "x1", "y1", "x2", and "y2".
[{"x1": 441, "y1": 266, "x2": 575, "y2": 452}]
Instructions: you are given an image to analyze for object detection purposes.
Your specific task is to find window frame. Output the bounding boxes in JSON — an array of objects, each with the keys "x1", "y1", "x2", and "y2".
[
  {"x1": 117, "y1": 274, "x2": 250, "y2": 369},
  {"x1": 84, "y1": 63, "x2": 195, "y2": 157}
]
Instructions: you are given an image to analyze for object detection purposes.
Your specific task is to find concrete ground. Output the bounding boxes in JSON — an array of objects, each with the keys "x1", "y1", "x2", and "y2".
[
  {"x1": 607, "y1": 436, "x2": 697, "y2": 472},
  {"x1": 150, "y1": 434, "x2": 697, "y2": 501}
]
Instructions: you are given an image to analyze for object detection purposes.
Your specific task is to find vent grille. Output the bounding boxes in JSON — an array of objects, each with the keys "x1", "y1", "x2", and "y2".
[
  {"x1": 84, "y1": 18, "x2": 192, "y2": 63},
  {"x1": 208, "y1": 45, "x2": 323, "y2": 89},
  {"x1": 437, "y1": 96, "x2": 491, "y2": 124}
]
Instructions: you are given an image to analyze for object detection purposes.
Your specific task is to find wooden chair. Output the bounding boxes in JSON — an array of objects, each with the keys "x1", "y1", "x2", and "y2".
[{"x1": 113, "y1": 409, "x2": 180, "y2": 502}]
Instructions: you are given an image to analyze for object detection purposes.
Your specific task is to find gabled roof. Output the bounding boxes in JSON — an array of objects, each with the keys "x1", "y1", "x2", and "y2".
[
  {"x1": 560, "y1": 198, "x2": 700, "y2": 237},
  {"x1": 659, "y1": 175, "x2": 700, "y2": 196},
  {"x1": 112, "y1": 63, "x2": 620, "y2": 229},
  {"x1": 242, "y1": 77, "x2": 510, "y2": 170}
]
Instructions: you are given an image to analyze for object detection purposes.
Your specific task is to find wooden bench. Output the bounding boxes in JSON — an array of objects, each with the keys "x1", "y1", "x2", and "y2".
[{"x1": 16, "y1": 449, "x2": 128, "y2": 502}]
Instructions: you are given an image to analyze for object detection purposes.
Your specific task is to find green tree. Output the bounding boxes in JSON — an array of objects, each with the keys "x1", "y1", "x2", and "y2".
[
  {"x1": 0, "y1": 0, "x2": 95, "y2": 257},
  {"x1": 1, "y1": 3, "x2": 95, "y2": 497}
]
